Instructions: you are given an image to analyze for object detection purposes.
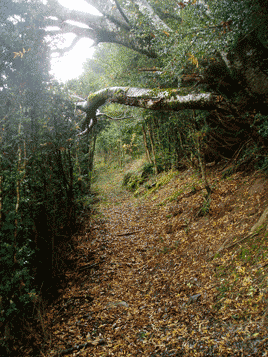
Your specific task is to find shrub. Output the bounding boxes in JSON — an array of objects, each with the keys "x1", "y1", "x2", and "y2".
[{"x1": 140, "y1": 162, "x2": 154, "y2": 179}]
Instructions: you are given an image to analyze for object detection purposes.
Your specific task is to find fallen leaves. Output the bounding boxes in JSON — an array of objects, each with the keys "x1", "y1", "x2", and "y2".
[{"x1": 42, "y1": 165, "x2": 268, "y2": 356}]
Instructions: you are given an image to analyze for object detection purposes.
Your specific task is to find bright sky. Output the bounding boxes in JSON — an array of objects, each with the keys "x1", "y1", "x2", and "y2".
[{"x1": 49, "y1": 0, "x2": 100, "y2": 83}]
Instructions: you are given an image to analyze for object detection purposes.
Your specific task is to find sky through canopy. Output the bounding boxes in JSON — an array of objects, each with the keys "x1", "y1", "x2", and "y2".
[{"x1": 49, "y1": 0, "x2": 100, "y2": 82}]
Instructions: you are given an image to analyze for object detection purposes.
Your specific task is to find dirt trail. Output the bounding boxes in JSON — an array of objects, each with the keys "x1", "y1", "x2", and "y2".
[{"x1": 45, "y1": 166, "x2": 268, "y2": 356}]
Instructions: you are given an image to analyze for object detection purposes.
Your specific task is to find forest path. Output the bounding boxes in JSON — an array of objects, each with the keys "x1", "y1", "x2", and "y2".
[{"x1": 45, "y1": 165, "x2": 268, "y2": 356}]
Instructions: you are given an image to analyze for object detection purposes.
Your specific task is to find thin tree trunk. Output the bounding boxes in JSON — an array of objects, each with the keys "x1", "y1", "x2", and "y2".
[
  {"x1": 67, "y1": 149, "x2": 74, "y2": 228},
  {"x1": 142, "y1": 123, "x2": 152, "y2": 163},
  {"x1": 147, "y1": 122, "x2": 158, "y2": 175},
  {"x1": 0, "y1": 127, "x2": 3, "y2": 228},
  {"x1": 192, "y1": 110, "x2": 211, "y2": 199},
  {"x1": 88, "y1": 130, "x2": 97, "y2": 190},
  {"x1": 197, "y1": 150, "x2": 211, "y2": 199},
  {"x1": 0, "y1": 172, "x2": 2, "y2": 229}
]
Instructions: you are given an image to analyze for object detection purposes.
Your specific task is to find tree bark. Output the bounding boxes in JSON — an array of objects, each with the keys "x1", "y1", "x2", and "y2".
[
  {"x1": 45, "y1": 0, "x2": 158, "y2": 58},
  {"x1": 78, "y1": 87, "x2": 223, "y2": 112},
  {"x1": 142, "y1": 124, "x2": 152, "y2": 164},
  {"x1": 147, "y1": 123, "x2": 158, "y2": 175},
  {"x1": 88, "y1": 130, "x2": 97, "y2": 190},
  {"x1": 76, "y1": 87, "x2": 226, "y2": 133},
  {"x1": 228, "y1": 30, "x2": 268, "y2": 97},
  {"x1": 43, "y1": 0, "x2": 268, "y2": 101}
]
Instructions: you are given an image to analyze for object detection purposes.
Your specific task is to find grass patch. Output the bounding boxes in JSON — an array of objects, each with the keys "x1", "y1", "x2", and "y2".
[
  {"x1": 168, "y1": 189, "x2": 184, "y2": 202},
  {"x1": 213, "y1": 228, "x2": 268, "y2": 319},
  {"x1": 144, "y1": 170, "x2": 177, "y2": 197}
]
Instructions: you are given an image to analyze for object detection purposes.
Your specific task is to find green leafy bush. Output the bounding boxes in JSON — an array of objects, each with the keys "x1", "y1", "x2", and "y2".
[
  {"x1": 0, "y1": 81, "x2": 91, "y2": 353},
  {"x1": 140, "y1": 162, "x2": 154, "y2": 179}
]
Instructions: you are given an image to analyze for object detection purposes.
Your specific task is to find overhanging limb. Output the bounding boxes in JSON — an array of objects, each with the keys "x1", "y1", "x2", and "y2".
[{"x1": 76, "y1": 87, "x2": 227, "y2": 118}]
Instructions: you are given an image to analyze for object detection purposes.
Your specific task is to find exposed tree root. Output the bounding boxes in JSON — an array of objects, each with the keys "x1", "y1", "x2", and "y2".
[{"x1": 210, "y1": 207, "x2": 268, "y2": 259}]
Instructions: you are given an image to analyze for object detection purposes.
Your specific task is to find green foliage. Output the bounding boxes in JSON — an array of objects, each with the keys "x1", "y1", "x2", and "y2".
[
  {"x1": 255, "y1": 113, "x2": 268, "y2": 138},
  {"x1": 94, "y1": 107, "x2": 143, "y2": 166},
  {"x1": 1, "y1": 0, "x2": 268, "y2": 353},
  {"x1": 0, "y1": 1, "x2": 95, "y2": 353},
  {"x1": 67, "y1": 0, "x2": 268, "y2": 180},
  {"x1": 0, "y1": 83, "x2": 87, "y2": 352},
  {"x1": 122, "y1": 172, "x2": 133, "y2": 187},
  {"x1": 69, "y1": 0, "x2": 268, "y2": 194},
  {"x1": 198, "y1": 197, "x2": 211, "y2": 217},
  {"x1": 140, "y1": 162, "x2": 155, "y2": 179},
  {"x1": 122, "y1": 171, "x2": 142, "y2": 191}
]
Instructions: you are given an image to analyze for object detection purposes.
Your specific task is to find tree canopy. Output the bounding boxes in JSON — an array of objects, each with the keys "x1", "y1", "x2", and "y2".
[
  {"x1": 45, "y1": 0, "x2": 267, "y2": 61},
  {"x1": 42, "y1": 0, "x2": 268, "y2": 132},
  {"x1": 0, "y1": 2, "x2": 97, "y2": 353}
]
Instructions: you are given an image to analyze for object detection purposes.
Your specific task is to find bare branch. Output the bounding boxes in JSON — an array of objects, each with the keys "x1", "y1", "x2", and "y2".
[
  {"x1": 75, "y1": 86, "x2": 228, "y2": 133},
  {"x1": 103, "y1": 14, "x2": 131, "y2": 31},
  {"x1": 77, "y1": 118, "x2": 94, "y2": 136},
  {"x1": 114, "y1": 0, "x2": 130, "y2": 24},
  {"x1": 138, "y1": 67, "x2": 163, "y2": 73},
  {"x1": 71, "y1": 95, "x2": 86, "y2": 101},
  {"x1": 51, "y1": 36, "x2": 84, "y2": 56},
  {"x1": 46, "y1": 0, "x2": 103, "y2": 25},
  {"x1": 83, "y1": 0, "x2": 130, "y2": 30},
  {"x1": 45, "y1": 21, "x2": 93, "y2": 38},
  {"x1": 45, "y1": 11, "x2": 157, "y2": 58},
  {"x1": 96, "y1": 112, "x2": 134, "y2": 120}
]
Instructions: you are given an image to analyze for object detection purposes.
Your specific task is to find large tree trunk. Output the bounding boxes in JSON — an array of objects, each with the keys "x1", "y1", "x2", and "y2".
[
  {"x1": 76, "y1": 88, "x2": 226, "y2": 133},
  {"x1": 228, "y1": 30, "x2": 268, "y2": 98}
]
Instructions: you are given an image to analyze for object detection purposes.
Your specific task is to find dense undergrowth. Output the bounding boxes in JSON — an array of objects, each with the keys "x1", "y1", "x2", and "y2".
[{"x1": 0, "y1": 83, "x2": 97, "y2": 355}]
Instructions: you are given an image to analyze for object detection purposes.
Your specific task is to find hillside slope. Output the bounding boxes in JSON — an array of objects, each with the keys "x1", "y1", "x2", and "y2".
[{"x1": 44, "y1": 162, "x2": 268, "y2": 356}]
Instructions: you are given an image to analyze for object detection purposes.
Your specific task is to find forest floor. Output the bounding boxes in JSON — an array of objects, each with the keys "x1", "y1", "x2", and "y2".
[{"x1": 43, "y1": 159, "x2": 268, "y2": 356}]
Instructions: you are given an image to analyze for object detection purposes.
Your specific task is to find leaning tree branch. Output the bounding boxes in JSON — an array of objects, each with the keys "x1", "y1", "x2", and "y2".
[
  {"x1": 75, "y1": 86, "x2": 227, "y2": 135},
  {"x1": 76, "y1": 86, "x2": 226, "y2": 113},
  {"x1": 77, "y1": 117, "x2": 96, "y2": 137},
  {"x1": 114, "y1": 0, "x2": 130, "y2": 24}
]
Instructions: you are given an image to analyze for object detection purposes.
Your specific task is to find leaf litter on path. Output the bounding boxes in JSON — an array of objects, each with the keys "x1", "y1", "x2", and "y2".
[{"x1": 45, "y1": 165, "x2": 268, "y2": 356}]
